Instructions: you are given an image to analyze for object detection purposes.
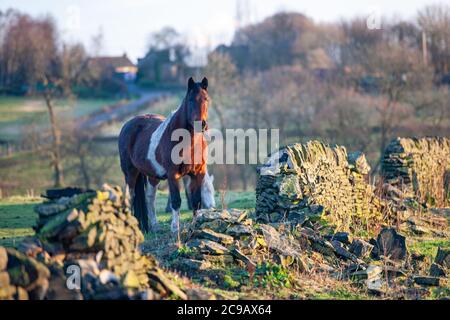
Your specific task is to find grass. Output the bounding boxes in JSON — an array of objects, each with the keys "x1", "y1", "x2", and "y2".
[
  {"x1": 0, "y1": 148, "x2": 123, "y2": 195},
  {"x1": 0, "y1": 96, "x2": 124, "y2": 141},
  {"x1": 408, "y1": 237, "x2": 450, "y2": 258},
  {"x1": 0, "y1": 196, "x2": 41, "y2": 247}
]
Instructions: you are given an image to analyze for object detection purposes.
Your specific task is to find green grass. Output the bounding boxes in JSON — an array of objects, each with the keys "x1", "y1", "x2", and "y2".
[
  {"x1": 312, "y1": 287, "x2": 370, "y2": 300},
  {"x1": 408, "y1": 238, "x2": 450, "y2": 258},
  {"x1": 0, "y1": 196, "x2": 41, "y2": 247}
]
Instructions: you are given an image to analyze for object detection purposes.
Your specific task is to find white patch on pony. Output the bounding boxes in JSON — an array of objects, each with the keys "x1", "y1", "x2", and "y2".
[
  {"x1": 170, "y1": 208, "x2": 180, "y2": 233},
  {"x1": 147, "y1": 105, "x2": 181, "y2": 177},
  {"x1": 145, "y1": 181, "x2": 158, "y2": 230},
  {"x1": 201, "y1": 171, "x2": 216, "y2": 208}
]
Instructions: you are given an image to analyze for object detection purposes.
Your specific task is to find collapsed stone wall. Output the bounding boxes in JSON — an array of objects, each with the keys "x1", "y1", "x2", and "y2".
[
  {"x1": 1, "y1": 185, "x2": 188, "y2": 300},
  {"x1": 381, "y1": 137, "x2": 450, "y2": 206},
  {"x1": 256, "y1": 141, "x2": 382, "y2": 232}
]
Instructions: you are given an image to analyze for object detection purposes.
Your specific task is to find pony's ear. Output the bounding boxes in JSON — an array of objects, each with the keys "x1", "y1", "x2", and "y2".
[
  {"x1": 201, "y1": 77, "x2": 208, "y2": 90},
  {"x1": 188, "y1": 77, "x2": 195, "y2": 91}
]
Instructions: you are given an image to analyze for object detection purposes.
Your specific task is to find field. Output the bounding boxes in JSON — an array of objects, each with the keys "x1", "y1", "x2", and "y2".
[
  {"x1": 0, "y1": 96, "x2": 125, "y2": 141},
  {"x1": 0, "y1": 95, "x2": 181, "y2": 196},
  {"x1": 0, "y1": 94, "x2": 448, "y2": 301}
]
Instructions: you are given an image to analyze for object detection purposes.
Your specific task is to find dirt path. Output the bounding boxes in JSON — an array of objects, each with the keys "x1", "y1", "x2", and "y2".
[{"x1": 78, "y1": 91, "x2": 171, "y2": 130}]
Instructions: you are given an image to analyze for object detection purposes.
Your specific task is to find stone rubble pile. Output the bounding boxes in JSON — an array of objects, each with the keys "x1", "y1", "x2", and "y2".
[
  {"x1": 0, "y1": 246, "x2": 50, "y2": 300},
  {"x1": 173, "y1": 208, "x2": 448, "y2": 295},
  {"x1": 1, "y1": 185, "x2": 188, "y2": 300},
  {"x1": 256, "y1": 141, "x2": 383, "y2": 232},
  {"x1": 381, "y1": 137, "x2": 450, "y2": 206}
]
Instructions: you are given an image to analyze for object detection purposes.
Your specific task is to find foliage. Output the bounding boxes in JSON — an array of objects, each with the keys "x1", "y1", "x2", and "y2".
[{"x1": 254, "y1": 262, "x2": 292, "y2": 289}]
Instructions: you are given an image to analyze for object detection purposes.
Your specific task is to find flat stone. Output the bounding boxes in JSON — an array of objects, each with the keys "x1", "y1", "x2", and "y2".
[
  {"x1": 0, "y1": 271, "x2": 10, "y2": 287},
  {"x1": 429, "y1": 263, "x2": 446, "y2": 277},
  {"x1": 369, "y1": 238, "x2": 380, "y2": 258},
  {"x1": 226, "y1": 224, "x2": 254, "y2": 237},
  {"x1": 331, "y1": 240, "x2": 358, "y2": 261},
  {"x1": 383, "y1": 266, "x2": 407, "y2": 278},
  {"x1": 351, "y1": 265, "x2": 382, "y2": 281},
  {"x1": 228, "y1": 209, "x2": 248, "y2": 223},
  {"x1": 99, "y1": 269, "x2": 120, "y2": 285},
  {"x1": 201, "y1": 254, "x2": 234, "y2": 265},
  {"x1": 366, "y1": 278, "x2": 384, "y2": 295},
  {"x1": 198, "y1": 220, "x2": 229, "y2": 233},
  {"x1": 230, "y1": 248, "x2": 256, "y2": 269},
  {"x1": 311, "y1": 238, "x2": 336, "y2": 257},
  {"x1": 434, "y1": 247, "x2": 449, "y2": 267},
  {"x1": 349, "y1": 239, "x2": 374, "y2": 258},
  {"x1": 195, "y1": 209, "x2": 232, "y2": 224},
  {"x1": 122, "y1": 270, "x2": 140, "y2": 288},
  {"x1": 413, "y1": 276, "x2": 442, "y2": 286},
  {"x1": 186, "y1": 239, "x2": 229, "y2": 255},
  {"x1": 376, "y1": 228, "x2": 407, "y2": 260},
  {"x1": 178, "y1": 258, "x2": 212, "y2": 271},
  {"x1": 326, "y1": 232, "x2": 351, "y2": 245},
  {"x1": 258, "y1": 224, "x2": 308, "y2": 272},
  {"x1": 196, "y1": 228, "x2": 234, "y2": 245},
  {"x1": 6, "y1": 248, "x2": 50, "y2": 289}
]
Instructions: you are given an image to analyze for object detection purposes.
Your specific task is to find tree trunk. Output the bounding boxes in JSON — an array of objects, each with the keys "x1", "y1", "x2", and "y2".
[{"x1": 44, "y1": 91, "x2": 64, "y2": 187}]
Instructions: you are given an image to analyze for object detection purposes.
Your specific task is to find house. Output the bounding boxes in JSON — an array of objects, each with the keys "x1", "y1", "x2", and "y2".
[
  {"x1": 137, "y1": 48, "x2": 189, "y2": 86},
  {"x1": 88, "y1": 54, "x2": 138, "y2": 82}
]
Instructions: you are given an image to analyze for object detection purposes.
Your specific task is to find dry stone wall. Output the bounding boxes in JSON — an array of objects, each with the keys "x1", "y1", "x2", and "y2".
[
  {"x1": 256, "y1": 141, "x2": 382, "y2": 232},
  {"x1": 381, "y1": 137, "x2": 450, "y2": 206}
]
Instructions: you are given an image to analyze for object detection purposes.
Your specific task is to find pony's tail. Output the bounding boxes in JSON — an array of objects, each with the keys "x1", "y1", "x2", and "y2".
[{"x1": 133, "y1": 173, "x2": 149, "y2": 233}]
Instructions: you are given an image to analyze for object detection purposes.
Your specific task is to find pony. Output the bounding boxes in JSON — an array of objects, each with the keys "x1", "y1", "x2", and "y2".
[
  {"x1": 165, "y1": 170, "x2": 215, "y2": 212},
  {"x1": 118, "y1": 77, "x2": 212, "y2": 233}
]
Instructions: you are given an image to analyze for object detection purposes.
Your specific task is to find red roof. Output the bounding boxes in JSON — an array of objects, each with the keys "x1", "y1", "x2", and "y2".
[{"x1": 89, "y1": 54, "x2": 136, "y2": 69}]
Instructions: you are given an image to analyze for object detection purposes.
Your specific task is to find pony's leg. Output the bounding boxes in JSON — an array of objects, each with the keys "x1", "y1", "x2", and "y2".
[
  {"x1": 167, "y1": 175, "x2": 181, "y2": 233},
  {"x1": 165, "y1": 194, "x2": 171, "y2": 213},
  {"x1": 183, "y1": 176, "x2": 193, "y2": 210},
  {"x1": 124, "y1": 169, "x2": 138, "y2": 210},
  {"x1": 189, "y1": 173, "x2": 205, "y2": 213},
  {"x1": 145, "y1": 178, "x2": 159, "y2": 232}
]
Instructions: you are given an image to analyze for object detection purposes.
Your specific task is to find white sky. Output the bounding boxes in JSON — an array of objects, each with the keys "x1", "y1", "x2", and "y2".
[{"x1": 0, "y1": 0, "x2": 446, "y2": 63}]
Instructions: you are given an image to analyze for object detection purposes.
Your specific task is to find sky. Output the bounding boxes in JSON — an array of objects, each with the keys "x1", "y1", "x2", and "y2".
[{"x1": 0, "y1": 0, "x2": 445, "y2": 64}]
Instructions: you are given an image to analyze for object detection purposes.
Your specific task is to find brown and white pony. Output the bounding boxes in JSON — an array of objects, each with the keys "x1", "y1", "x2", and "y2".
[{"x1": 118, "y1": 77, "x2": 211, "y2": 233}]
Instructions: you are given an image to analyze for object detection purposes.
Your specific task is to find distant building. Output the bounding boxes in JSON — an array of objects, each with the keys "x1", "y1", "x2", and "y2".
[
  {"x1": 137, "y1": 48, "x2": 191, "y2": 87},
  {"x1": 88, "y1": 54, "x2": 137, "y2": 82}
]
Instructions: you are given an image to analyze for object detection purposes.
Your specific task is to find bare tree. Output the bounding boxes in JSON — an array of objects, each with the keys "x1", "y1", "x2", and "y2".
[{"x1": 418, "y1": 4, "x2": 450, "y2": 77}]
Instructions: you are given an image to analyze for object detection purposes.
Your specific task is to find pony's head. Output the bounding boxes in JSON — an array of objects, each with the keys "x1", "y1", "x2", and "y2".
[{"x1": 186, "y1": 77, "x2": 209, "y2": 132}]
